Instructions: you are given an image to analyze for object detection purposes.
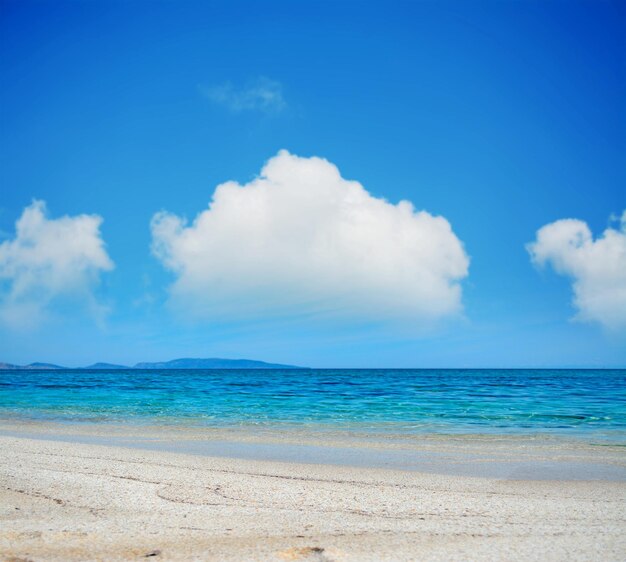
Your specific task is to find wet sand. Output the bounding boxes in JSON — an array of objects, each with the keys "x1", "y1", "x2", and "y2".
[{"x1": 0, "y1": 421, "x2": 625, "y2": 561}]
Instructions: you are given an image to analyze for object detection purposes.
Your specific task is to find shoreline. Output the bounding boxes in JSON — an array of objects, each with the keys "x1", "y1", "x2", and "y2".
[
  {"x1": 1, "y1": 428, "x2": 625, "y2": 561},
  {"x1": 1, "y1": 418, "x2": 625, "y2": 481}
]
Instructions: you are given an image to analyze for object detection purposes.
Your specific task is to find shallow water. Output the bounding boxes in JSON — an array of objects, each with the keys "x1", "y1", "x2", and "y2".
[
  {"x1": 4, "y1": 427, "x2": 625, "y2": 481},
  {"x1": 0, "y1": 368, "x2": 624, "y2": 443}
]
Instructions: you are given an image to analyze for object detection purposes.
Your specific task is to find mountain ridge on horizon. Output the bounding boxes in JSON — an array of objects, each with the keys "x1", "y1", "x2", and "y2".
[{"x1": 0, "y1": 358, "x2": 306, "y2": 370}]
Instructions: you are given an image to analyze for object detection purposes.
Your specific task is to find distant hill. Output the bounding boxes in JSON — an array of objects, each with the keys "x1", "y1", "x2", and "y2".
[
  {"x1": 0, "y1": 362, "x2": 20, "y2": 369},
  {"x1": 0, "y1": 362, "x2": 66, "y2": 370},
  {"x1": 0, "y1": 358, "x2": 305, "y2": 370},
  {"x1": 133, "y1": 358, "x2": 304, "y2": 370}
]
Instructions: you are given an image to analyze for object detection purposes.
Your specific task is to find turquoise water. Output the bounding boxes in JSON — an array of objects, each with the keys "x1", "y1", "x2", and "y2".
[{"x1": 0, "y1": 369, "x2": 625, "y2": 443}]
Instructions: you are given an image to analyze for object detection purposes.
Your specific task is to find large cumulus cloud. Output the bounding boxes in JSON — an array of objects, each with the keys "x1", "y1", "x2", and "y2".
[
  {"x1": 151, "y1": 151, "x2": 469, "y2": 326},
  {"x1": 527, "y1": 211, "x2": 626, "y2": 331},
  {"x1": 0, "y1": 200, "x2": 114, "y2": 329}
]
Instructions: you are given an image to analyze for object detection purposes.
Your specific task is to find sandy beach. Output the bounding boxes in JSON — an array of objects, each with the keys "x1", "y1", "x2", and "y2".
[{"x1": 1, "y1": 422, "x2": 625, "y2": 561}]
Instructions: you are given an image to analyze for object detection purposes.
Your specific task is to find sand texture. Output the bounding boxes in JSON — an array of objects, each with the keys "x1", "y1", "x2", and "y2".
[{"x1": 1, "y1": 433, "x2": 625, "y2": 561}]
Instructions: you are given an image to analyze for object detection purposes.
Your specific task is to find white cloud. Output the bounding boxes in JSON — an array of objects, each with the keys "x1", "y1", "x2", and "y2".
[
  {"x1": 527, "y1": 211, "x2": 626, "y2": 331},
  {"x1": 151, "y1": 150, "x2": 469, "y2": 327},
  {"x1": 0, "y1": 200, "x2": 114, "y2": 329},
  {"x1": 202, "y1": 77, "x2": 285, "y2": 113}
]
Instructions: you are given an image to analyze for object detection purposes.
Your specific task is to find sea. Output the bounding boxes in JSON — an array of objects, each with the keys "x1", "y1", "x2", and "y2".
[{"x1": 1, "y1": 368, "x2": 625, "y2": 444}]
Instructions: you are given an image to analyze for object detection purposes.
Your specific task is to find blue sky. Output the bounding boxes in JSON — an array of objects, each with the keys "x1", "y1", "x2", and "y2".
[{"x1": 1, "y1": 0, "x2": 625, "y2": 367}]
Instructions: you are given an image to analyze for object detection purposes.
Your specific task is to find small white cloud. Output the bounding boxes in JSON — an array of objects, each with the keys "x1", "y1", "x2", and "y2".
[
  {"x1": 202, "y1": 77, "x2": 286, "y2": 113},
  {"x1": 151, "y1": 150, "x2": 469, "y2": 327},
  {"x1": 0, "y1": 200, "x2": 114, "y2": 329},
  {"x1": 527, "y1": 211, "x2": 626, "y2": 331}
]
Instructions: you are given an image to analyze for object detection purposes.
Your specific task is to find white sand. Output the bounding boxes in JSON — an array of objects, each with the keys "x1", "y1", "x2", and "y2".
[{"x1": 0, "y1": 427, "x2": 625, "y2": 561}]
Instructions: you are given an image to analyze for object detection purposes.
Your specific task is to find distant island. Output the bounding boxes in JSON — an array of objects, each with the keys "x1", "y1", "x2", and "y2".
[{"x1": 0, "y1": 358, "x2": 305, "y2": 370}]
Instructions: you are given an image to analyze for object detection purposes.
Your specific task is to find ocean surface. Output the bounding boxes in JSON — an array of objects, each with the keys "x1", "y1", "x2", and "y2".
[{"x1": 1, "y1": 369, "x2": 625, "y2": 443}]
